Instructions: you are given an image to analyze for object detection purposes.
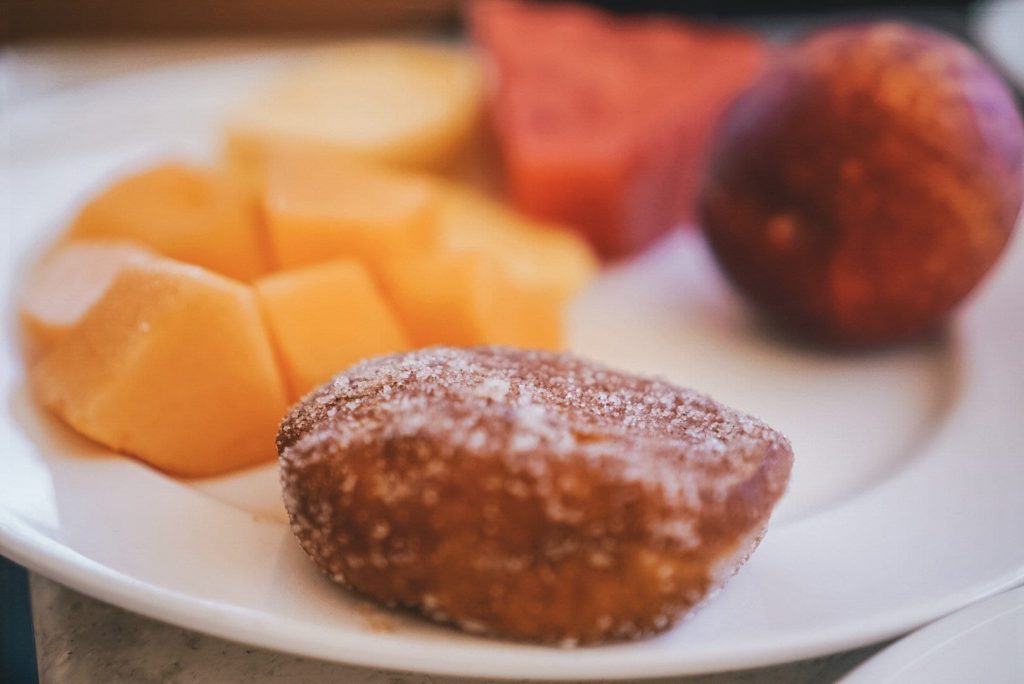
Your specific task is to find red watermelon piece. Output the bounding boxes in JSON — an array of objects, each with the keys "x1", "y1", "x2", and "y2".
[{"x1": 471, "y1": 0, "x2": 768, "y2": 258}]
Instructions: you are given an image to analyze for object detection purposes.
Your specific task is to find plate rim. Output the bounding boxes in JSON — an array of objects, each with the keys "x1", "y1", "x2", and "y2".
[{"x1": 4, "y1": 510, "x2": 1023, "y2": 680}]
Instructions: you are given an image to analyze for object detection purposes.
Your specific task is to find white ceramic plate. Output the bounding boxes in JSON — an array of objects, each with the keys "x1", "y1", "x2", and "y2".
[
  {"x1": 2, "y1": 51, "x2": 1024, "y2": 680},
  {"x1": 841, "y1": 585, "x2": 1024, "y2": 683}
]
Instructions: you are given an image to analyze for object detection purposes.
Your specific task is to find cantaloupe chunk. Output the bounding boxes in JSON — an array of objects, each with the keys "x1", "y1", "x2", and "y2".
[
  {"x1": 19, "y1": 240, "x2": 155, "y2": 359},
  {"x1": 431, "y1": 186, "x2": 597, "y2": 299},
  {"x1": 225, "y1": 41, "x2": 483, "y2": 186},
  {"x1": 263, "y1": 150, "x2": 440, "y2": 271},
  {"x1": 255, "y1": 260, "x2": 409, "y2": 398},
  {"x1": 69, "y1": 163, "x2": 269, "y2": 281},
  {"x1": 376, "y1": 252, "x2": 561, "y2": 349},
  {"x1": 30, "y1": 259, "x2": 288, "y2": 478}
]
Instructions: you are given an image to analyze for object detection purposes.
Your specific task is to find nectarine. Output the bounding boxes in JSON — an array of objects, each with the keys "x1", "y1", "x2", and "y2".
[{"x1": 699, "y1": 23, "x2": 1024, "y2": 345}]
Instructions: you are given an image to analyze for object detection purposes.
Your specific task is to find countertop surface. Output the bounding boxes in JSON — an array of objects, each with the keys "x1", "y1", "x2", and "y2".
[{"x1": 30, "y1": 575, "x2": 883, "y2": 684}]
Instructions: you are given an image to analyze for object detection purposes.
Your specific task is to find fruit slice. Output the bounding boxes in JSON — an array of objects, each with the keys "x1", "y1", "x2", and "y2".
[
  {"x1": 69, "y1": 163, "x2": 268, "y2": 281},
  {"x1": 225, "y1": 41, "x2": 483, "y2": 185},
  {"x1": 471, "y1": 0, "x2": 767, "y2": 258},
  {"x1": 263, "y1": 150, "x2": 440, "y2": 271},
  {"x1": 19, "y1": 240, "x2": 155, "y2": 359},
  {"x1": 255, "y1": 260, "x2": 409, "y2": 398},
  {"x1": 376, "y1": 251, "x2": 561, "y2": 349},
  {"x1": 430, "y1": 185, "x2": 597, "y2": 299},
  {"x1": 30, "y1": 259, "x2": 288, "y2": 478}
]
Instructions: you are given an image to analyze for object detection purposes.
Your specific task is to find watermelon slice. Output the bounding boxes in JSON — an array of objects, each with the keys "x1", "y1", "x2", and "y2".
[{"x1": 471, "y1": 0, "x2": 768, "y2": 258}]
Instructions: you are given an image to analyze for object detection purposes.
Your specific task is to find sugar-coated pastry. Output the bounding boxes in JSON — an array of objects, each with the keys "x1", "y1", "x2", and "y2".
[{"x1": 279, "y1": 347, "x2": 792, "y2": 644}]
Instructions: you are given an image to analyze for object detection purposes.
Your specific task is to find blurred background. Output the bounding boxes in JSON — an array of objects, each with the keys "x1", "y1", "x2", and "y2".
[
  {"x1": 0, "y1": 0, "x2": 989, "y2": 38},
  {"x1": 4, "y1": 0, "x2": 1021, "y2": 104}
]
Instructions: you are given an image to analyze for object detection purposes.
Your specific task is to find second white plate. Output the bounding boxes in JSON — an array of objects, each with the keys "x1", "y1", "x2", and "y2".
[{"x1": 842, "y1": 585, "x2": 1024, "y2": 683}]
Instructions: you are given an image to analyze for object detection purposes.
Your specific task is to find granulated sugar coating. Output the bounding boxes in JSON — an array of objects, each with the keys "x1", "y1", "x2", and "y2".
[{"x1": 279, "y1": 347, "x2": 793, "y2": 644}]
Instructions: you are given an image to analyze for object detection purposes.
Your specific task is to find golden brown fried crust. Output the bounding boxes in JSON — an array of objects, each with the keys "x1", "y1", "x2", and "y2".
[{"x1": 279, "y1": 347, "x2": 792, "y2": 644}]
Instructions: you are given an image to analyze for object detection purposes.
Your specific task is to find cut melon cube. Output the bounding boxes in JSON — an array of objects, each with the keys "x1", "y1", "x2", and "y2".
[
  {"x1": 376, "y1": 252, "x2": 561, "y2": 349},
  {"x1": 264, "y1": 151, "x2": 439, "y2": 271},
  {"x1": 30, "y1": 259, "x2": 288, "y2": 478},
  {"x1": 255, "y1": 260, "x2": 409, "y2": 398},
  {"x1": 69, "y1": 163, "x2": 269, "y2": 281},
  {"x1": 19, "y1": 240, "x2": 155, "y2": 359},
  {"x1": 431, "y1": 186, "x2": 597, "y2": 299},
  {"x1": 225, "y1": 41, "x2": 483, "y2": 185}
]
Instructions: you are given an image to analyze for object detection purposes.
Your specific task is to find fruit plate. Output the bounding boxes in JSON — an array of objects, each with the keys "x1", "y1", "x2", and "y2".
[{"x1": 2, "y1": 49, "x2": 1024, "y2": 681}]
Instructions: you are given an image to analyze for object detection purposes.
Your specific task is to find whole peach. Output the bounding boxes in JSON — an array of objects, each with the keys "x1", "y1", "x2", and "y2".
[{"x1": 699, "y1": 23, "x2": 1024, "y2": 346}]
